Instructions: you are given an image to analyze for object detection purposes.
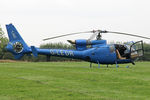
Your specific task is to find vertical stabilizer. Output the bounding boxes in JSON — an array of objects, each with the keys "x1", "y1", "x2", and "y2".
[{"x1": 6, "y1": 24, "x2": 31, "y2": 59}]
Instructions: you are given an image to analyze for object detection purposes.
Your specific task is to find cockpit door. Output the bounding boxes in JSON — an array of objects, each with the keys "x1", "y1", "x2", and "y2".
[{"x1": 130, "y1": 41, "x2": 144, "y2": 59}]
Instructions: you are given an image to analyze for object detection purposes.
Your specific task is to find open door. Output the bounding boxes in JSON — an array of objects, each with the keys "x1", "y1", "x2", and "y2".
[
  {"x1": 115, "y1": 41, "x2": 144, "y2": 60},
  {"x1": 129, "y1": 41, "x2": 144, "y2": 59}
]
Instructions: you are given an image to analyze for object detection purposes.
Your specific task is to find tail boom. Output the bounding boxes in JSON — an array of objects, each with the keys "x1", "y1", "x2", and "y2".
[{"x1": 31, "y1": 46, "x2": 84, "y2": 59}]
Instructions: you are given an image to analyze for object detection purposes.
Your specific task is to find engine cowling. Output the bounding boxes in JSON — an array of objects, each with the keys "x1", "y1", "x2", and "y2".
[
  {"x1": 67, "y1": 39, "x2": 107, "y2": 50},
  {"x1": 75, "y1": 39, "x2": 87, "y2": 50}
]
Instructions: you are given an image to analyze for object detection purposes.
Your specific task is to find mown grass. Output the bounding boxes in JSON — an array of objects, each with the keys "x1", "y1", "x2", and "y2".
[{"x1": 0, "y1": 61, "x2": 150, "y2": 100}]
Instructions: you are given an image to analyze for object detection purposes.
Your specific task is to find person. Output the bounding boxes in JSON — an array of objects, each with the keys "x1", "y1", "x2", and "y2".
[{"x1": 116, "y1": 49, "x2": 126, "y2": 59}]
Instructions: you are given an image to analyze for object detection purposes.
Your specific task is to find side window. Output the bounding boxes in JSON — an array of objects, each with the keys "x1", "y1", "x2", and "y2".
[{"x1": 109, "y1": 45, "x2": 115, "y2": 53}]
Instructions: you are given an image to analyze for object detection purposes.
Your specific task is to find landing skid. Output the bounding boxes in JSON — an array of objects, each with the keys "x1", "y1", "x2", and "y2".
[
  {"x1": 90, "y1": 62, "x2": 92, "y2": 68},
  {"x1": 115, "y1": 61, "x2": 119, "y2": 68},
  {"x1": 89, "y1": 62, "x2": 130, "y2": 68},
  {"x1": 89, "y1": 62, "x2": 100, "y2": 68}
]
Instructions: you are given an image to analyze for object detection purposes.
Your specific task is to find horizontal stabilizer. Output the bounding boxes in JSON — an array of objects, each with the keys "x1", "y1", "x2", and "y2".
[{"x1": 31, "y1": 46, "x2": 38, "y2": 57}]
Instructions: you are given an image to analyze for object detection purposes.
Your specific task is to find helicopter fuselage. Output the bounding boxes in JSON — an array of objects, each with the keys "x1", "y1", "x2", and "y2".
[
  {"x1": 5, "y1": 24, "x2": 144, "y2": 65},
  {"x1": 31, "y1": 40, "x2": 133, "y2": 64}
]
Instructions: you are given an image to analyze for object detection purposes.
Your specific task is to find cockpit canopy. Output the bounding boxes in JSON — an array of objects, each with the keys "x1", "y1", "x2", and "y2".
[{"x1": 114, "y1": 41, "x2": 144, "y2": 60}]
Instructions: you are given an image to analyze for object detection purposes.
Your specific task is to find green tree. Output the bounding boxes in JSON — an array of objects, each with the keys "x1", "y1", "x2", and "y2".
[{"x1": 0, "y1": 25, "x2": 9, "y2": 59}]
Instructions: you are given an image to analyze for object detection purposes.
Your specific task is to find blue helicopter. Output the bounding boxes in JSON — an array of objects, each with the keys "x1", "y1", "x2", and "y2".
[{"x1": 6, "y1": 24, "x2": 150, "y2": 68}]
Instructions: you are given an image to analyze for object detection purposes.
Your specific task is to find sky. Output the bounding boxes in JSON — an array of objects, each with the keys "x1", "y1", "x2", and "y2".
[{"x1": 0, "y1": 0, "x2": 150, "y2": 46}]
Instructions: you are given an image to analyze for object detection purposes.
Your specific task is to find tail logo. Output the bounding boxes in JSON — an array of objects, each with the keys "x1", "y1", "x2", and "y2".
[{"x1": 11, "y1": 30, "x2": 17, "y2": 39}]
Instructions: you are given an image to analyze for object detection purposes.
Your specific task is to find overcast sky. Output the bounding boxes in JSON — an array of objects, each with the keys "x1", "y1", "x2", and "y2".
[{"x1": 0, "y1": 0, "x2": 150, "y2": 46}]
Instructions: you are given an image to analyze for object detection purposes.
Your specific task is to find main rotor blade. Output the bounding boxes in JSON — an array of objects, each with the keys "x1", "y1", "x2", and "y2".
[
  {"x1": 106, "y1": 31, "x2": 150, "y2": 40},
  {"x1": 43, "y1": 31, "x2": 93, "y2": 41}
]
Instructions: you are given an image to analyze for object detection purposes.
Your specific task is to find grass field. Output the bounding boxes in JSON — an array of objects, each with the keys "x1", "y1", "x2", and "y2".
[{"x1": 0, "y1": 61, "x2": 150, "y2": 100}]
